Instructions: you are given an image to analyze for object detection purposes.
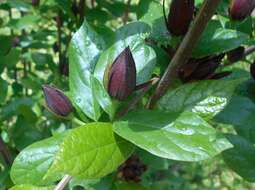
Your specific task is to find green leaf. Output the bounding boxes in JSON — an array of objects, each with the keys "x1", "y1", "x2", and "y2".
[
  {"x1": 10, "y1": 184, "x2": 53, "y2": 190},
  {"x1": 46, "y1": 123, "x2": 134, "y2": 178},
  {"x1": 223, "y1": 135, "x2": 255, "y2": 182},
  {"x1": 158, "y1": 79, "x2": 242, "y2": 120},
  {"x1": 214, "y1": 96, "x2": 255, "y2": 143},
  {"x1": 91, "y1": 76, "x2": 118, "y2": 120},
  {"x1": 94, "y1": 22, "x2": 156, "y2": 86},
  {"x1": 193, "y1": 21, "x2": 249, "y2": 58},
  {"x1": 69, "y1": 20, "x2": 105, "y2": 121},
  {"x1": 137, "y1": 0, "x2": 170, "y2": 45},
  {"x1": 0, "y1": 78, "x2": 8, "y2": 103},
  {"x1": 0, "y1": 48, "x2": 20, "y2": 69},
  {"x1": 113, "y1": 110, "x2": 232, "y2": 162},
  {"x1": 0, "y1": 35, "x2": 12, "y2": 56},
  {"x1": 8, "y1": 15, "x2": 41, "y2": 30},
  {"x1": 10, "y1": 135, "x2": 65, "y2": 186},
  {"x1": 115, "y1": 181, "x2": 150, "y2": 190}
]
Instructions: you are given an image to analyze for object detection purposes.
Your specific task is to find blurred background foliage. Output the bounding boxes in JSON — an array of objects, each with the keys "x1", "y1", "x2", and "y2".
[{"x1": 0, "y1": 0, "x2": 255, "y2": 189}]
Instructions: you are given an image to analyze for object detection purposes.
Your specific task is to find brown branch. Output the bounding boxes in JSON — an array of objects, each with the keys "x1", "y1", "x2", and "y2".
[
  {"x1": 244, "y1": 45, "x2": 255, "y2": 57},
  {"x1": 116, "y1": 77, "x2": 159, "y2": 119},
  {"x1": 54, "y1": 175, "x2": 72, "y2": 190},
  {"x1": 147, "y1": 0, "x2": 222, "y2": 109},
  {"x1": 0, "y1": 137, "x2": 12, "y2": 165},
  {"x1": 79, "y1": 0, "x2": 85, "y2": 24},
  {"x1": 123, "y1": 0, "x2": 131, "y2": 24}
]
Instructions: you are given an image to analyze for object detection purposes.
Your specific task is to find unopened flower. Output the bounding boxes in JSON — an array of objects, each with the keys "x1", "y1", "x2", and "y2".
[
  {"x1": 229, "y1": 0, "x2": 255, "y2": 20},
  {"x1": 32, "y1": 0, "x2": 40, "y2": 6},
  {"x1": 250, "y1": 62, "x2": 255, "y2": 80},
  {"x1": 42, "y1": 85, "x2": 73, "y2": 117},
  {"x1": 178, "y1": 54, "x2": 225, "y2": 82},
  {"x1": 227, "y1": 46, "x2": 245, "y2": 63},
  {"x1": 107, "y1": 47, "x2": 136, "y2": 101},
  {"x1": 164, "y1": 0, "x2": 194, "y2": 36}
]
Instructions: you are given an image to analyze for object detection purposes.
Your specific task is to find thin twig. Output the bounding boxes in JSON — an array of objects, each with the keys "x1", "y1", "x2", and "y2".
[
  {"x1": 116, "y1": 77, "x2": 159, "y2": 119},
  {"x1": 0, "y1": 137, "x2": 12, "y2": 165},
  {"x1": 79, "y1": 0, "x2": 85, "y2": 24},
  {"x1": 147, "y1": 0, "x2": 222, "y2": 109},
  {"x1": 244, "y1": 45, "x2": 255, "y2": 57},
  {"x1": 54, "y1": 175, "x2": 72, "y2": 190},
  {"x1": 123, "y1": 0, "x2": 131, "y2": 24}
]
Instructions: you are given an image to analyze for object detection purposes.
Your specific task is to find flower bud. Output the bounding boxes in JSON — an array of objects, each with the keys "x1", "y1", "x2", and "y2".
[
  {"x1": 178, "y1": 54, "x2": 224, "y2": 82},
  {"x1": 250, "y1": 62, "x2": 255, "y2": 80},
  {"x1": 229, "y1": 0, "x2": 255, "y2": 20},
  {"x1": 164, "y1": 0, "x2": 195, "y2": 36},
  {"x1": 42, "y1": 85, "x2": 73, "y2": 117},
  {"x1": 107, "y1": 47, "x2": 136, "y2": 101},
  {"x1": 32, "y1": 0, "x2": 40, "y2": 6}
]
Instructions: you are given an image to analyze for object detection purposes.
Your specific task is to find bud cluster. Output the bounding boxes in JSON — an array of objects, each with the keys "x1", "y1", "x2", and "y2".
[
  {"x1": 178, "y1": 54, "x2": 231, "y2": 82},
  {"x1": 117, "y1": 155, "x2": 147, "y2": 182}
]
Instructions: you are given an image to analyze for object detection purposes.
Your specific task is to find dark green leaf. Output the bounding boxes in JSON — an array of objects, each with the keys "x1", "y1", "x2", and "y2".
[{"x1": 223, "y1": 135, "x2": 255, "y2": 182}]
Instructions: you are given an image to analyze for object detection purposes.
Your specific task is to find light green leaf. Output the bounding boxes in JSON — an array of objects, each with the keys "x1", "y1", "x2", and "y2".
[
  {"x1": 158, "y1": 79, "x2": 243, "y2": 120},
  {"x1": 91, "y1": 76, "x2": 118, "y2": 120},
  {"x1": 10, "y1": 184, "x2": 53, "y2": 190},
  {"x1": 69, "y1": 20, "x2": 105, "y2": 121},
  {"x1": 46, "y1": 123, "x2": 134, "y2": 178},
  {"x1": 114, "y1": 110, "x2": 232, "y2": 162},
  {"x1": 10, "y1": 135, "x2": 65, "y2": 186}
]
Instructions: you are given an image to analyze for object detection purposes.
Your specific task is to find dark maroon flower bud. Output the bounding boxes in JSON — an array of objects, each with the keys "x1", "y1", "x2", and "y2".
[
  {"x1": 178, "y1": 54, "x2": 224, "y2": 82},
  {"x1": 164, "y1": 0, "x2": 195, "y2": 36},
  {"x1": 12, "y1": 37, "x2": 20, "y2": 47},
  {"x1": 229, "y1": 0, "x2": 255, "y2": 20},
  {"x1": 71, "y1": 2, "x2": 79, "y2": 17},
  {"x1": 107, "y1": 47, "x2": 136, "y2": 101},
  {"x1": 42, "y1": 85, "x2": 73, "y2": 117},
  {"x1": 209, "y1": 71, "x2": 232, "y2": 80},
  {"x1": 250, "y1": 62, "x2": 255, "y2": 80},
  {"x1": 32, "y1": 0, "x2": 40, "y2": 6},
  {"x1": 227, "y1": 46, "x2": 245, "y2": 63},
  {"x1": 53, "y1": 42, "x2": 59, "y2": 53}
]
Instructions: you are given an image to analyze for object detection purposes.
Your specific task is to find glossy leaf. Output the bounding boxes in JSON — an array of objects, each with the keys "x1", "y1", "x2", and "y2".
[
  {"x1": 158, "y1": 79, "x2": 243, "y2": 120},
  {"x1": 91, "y1": 76, "x2": 117, "y2": 120},
  {"x1": 46, "y1": 123, "x2": 134, "y2": 178},
  {"x1": 114, "y1": 110, "x2": 232, "y2": 161},
  {"x1": 10, "y1": 135, "x2": 65, "y2": 186},
  {"x1": 193, "y1": 21, "x2": 249, "y2": 58},
  {"x1": 223, "y1": 135, "x2": 255, "y2": 182},
  {"x1": 69, "y1": 20, "x2": 105, "y2": 121}
]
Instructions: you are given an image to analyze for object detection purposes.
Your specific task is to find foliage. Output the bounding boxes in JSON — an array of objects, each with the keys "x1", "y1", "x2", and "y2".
[{"x1": 0, "y1": 0, "x2": 255, "y2": 190}]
